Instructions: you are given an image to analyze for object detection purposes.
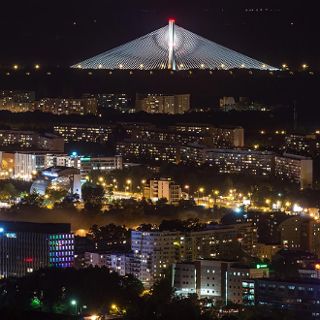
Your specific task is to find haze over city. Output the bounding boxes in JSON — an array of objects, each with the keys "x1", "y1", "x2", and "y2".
[{"x1": 1, "y1": 1, "x2": 320, "y2": 320}]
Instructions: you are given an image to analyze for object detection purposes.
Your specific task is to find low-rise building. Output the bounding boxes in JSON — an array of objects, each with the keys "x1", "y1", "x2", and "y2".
[
  {"x1": 79, "y1": 155, "x2": 123, "y2": 179},
  {"x1": 37, "y1": 98, "x2": 97, "y2": 115},
  {"x1": 172, "y1": 260, "x2": 269, "y2": 304},
  {"x1": 243, "y1": 278, "x2": 320, "y2": 317}
]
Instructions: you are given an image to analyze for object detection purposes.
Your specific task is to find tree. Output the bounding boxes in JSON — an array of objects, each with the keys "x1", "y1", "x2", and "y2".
[{"x1": 82, "y1": 183, "x2": 105, "y2": 211}]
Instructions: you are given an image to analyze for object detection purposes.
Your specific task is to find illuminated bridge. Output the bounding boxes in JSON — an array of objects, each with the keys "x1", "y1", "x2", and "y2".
[{"x1": 72, "y1": 19, "x2": 277, "y2": 71}]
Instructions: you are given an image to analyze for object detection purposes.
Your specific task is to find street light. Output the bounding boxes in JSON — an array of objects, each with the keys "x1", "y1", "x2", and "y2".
[
  {"x1": 197, "y1": 187, "x2": 204, "y2": 205},
  {"x1": 70, "y1": 300, "x2": 77, "y2": 314},
  {"x1": 126, "y1": 179, "x2": 132, "y2": 193},
  {"x1": 213, "y1": 190, "x2": 219, "y2": 207},
  {"x1": 184, "y1": 185, "x2": 190, "y2": 198}
]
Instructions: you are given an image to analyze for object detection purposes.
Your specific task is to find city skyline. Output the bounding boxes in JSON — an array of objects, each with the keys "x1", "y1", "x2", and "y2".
[{"x1": 1, "y1": 2, "x2": 320, "y2": 319}]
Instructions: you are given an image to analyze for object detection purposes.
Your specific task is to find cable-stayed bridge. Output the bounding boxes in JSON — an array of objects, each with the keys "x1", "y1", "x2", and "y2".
[{"x1": 72, "y1": 19, "x2": 277, "y2": 71}]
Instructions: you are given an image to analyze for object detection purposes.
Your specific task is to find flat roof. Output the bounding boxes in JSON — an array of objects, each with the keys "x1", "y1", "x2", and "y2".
[{"x1": 0, "y1": 221, "x2": 71, "y2": 234}]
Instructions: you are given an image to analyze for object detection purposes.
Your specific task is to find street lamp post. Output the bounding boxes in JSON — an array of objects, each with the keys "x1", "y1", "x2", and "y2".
[
  {"x1": 184, "y1": 185, "x2": 190, "y2": 199},
  {"x1": 70, "y1": 299, "x2": 77, "y2": 315},
  {"x1": 197, "y1": 187, "x2": 204, "y2": 205},
  {"x1": 126, "y1": 179, "x2": 132, "y2": 193}
]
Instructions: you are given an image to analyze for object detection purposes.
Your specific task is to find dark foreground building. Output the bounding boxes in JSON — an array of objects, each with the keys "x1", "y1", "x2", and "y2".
[
  {"x1": 0, "y1": 221, "x2": 74, "y2": 278},
  {"x1": 243, "y1": 278, "x2": 320, "y2": 318}
]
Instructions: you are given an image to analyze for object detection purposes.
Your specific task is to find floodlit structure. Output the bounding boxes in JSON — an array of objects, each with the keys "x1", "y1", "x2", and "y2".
[{"x1": 72, "y1": 19, "x2": 277, "y2": 71}]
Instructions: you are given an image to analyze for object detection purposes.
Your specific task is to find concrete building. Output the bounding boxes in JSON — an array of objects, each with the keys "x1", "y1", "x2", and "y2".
[
  {"x1": 172, "y1": 260, "x2": 269, "y2": 304},
  {"x1": 285, "y1": 134, "x2": 320, "y2": 156},
  {"x1": 278, "y1": 216, "x2": 320, "y2": 256},
  {"x1": 53, "y1": 124, "x2": 115, "y2": 143},
  {"x1": 0, "y1": 221, "x2": 74, "y2": 278},
  {"x1": 131, "y1": 223, "x2": 257, "y2": 287},
  {"x1": 31, "y1": 166, "x2": 82, "y2": 198},
  {"x1": 173, "y1": 124, "x2": 244, "y2": 148},
  {"x1": 37, "y1": 133, "x2": 65, "y2": 152},
  {"x1": 83, "y1": 93, "x2": 130, "y2": 112},
  {"x1": 0, "y1": 90, "x2": 35, "y2": 113},
  {"x1": 79, "y1": 156, "x2": 123, "y2": 179},
  {"x1": 254, "y1": 243, "x2": 282, "y2": 261},
  {"x1": 37, "y1": 98, "x2": 97, "y2": 115},
  {"x1": 205, "y1": 149, "x2": 275, "y2": 176},
  {"x1": 116, "y1": 140, "x2": 181, "y2": 164},
  {"x1": 136, "y1": 94, "x2": 190, "y2": 114},
  {"x1": 0, "y1": 130, "x2": 64, "y2": 152},
  {"x1": 275, "y1": 153, "x2": 313, "y2": 189},
  {"x1": 227, "y1": 264, "x2": 269, "y2": 304},
  {"x1": 243, "y1": 278, "x2": 320, "y2": 317},
  {"x1": 143, "y1": 178, "x2": 182, "y2": 204},
  {"x1": 0, "y1": 130, "x2": 36, "y2": 148},
  {"x1": 219, "y1": 97, "x2": 236, "y2": 109}
]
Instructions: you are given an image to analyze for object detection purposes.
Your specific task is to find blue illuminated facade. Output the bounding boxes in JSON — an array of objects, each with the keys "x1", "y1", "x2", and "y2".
[{"x1": 49, "y1": 233, "x2": 74, "y2": 268}]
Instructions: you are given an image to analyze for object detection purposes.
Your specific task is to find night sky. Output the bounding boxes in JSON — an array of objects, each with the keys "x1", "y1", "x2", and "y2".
[{"x1": 0, "y1": 1, "x2": 319, "y2": 69}]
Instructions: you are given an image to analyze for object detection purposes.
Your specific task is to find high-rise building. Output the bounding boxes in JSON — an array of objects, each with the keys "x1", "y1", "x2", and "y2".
[
  {"x1": 136, "y1": 94, "x2": 190, "y2": 114},
  {"x1": 0, "y1": 221, "x2": 74, "y2": 278},
  {"x1": 143, "y1": 178, "x2": 182, "y2": 204},
  {"x1": 278, "y1": 216, "x2": 320, "y2": 256},
  {"x1": 131, "y1": 223, "x2": 257, "y2": 287},
  {"x1": 83, "y1": 93, "x2": 131, "y2": 112},
  {"x1": 285, "y1": 134, "x2": 320, "y2": 156},
  {"x1": 275, "y1": 153, "x2": 313, "y2": 189}
]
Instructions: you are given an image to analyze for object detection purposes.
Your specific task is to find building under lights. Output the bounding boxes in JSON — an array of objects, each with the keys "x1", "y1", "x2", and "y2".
[
  {"x1": 0, "y1": 130, "x2": 64, "y2": 152},
  {"x1": 135, "y1": 94, "x2": 190, "y2": 114},
  {"x1": 131, "y1": 223, "x2": 256, "y2": 287},
  {"x1": 37, "y1": 98, "x2": 98, "y2": 116},
  {"x1": 72, "y1": 19, "x2": 277, "y2": 71},
  {"x1": 172, "y1": 260, "x2": 269, "y2": 303},
  {"x1": 0, "y1": 221, "x2": 74, "y2": 278}
]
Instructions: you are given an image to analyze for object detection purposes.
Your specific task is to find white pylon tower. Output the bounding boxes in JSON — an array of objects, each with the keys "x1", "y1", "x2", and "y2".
[
  {"x1": 168, "y1": 19, "x2": 176, "y2": 70},
  {"x1": 72, "y1": 20, "x2": 278, "y2": 71}
]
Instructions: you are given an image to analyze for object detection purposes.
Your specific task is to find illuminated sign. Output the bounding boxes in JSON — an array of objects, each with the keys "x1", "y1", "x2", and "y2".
[{"x1": 256, "y1": 264, "x2": 268, "y2": 269}]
